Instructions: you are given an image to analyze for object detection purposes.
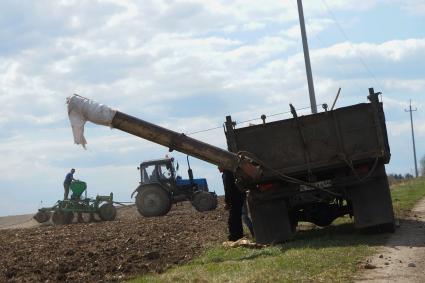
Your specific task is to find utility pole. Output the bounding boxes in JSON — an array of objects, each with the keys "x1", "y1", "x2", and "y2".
[
  {"x1": 297, "y1": 0, "x2": 317, "y2": 114},
  {"x1": 405, "y1": 100, "x2": 418, "y2": 177}
]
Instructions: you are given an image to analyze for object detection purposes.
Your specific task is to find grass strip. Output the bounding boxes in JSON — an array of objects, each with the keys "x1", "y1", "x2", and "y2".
[{"x1": 130, "y1": 178, "x2": 425, "y2": 283}]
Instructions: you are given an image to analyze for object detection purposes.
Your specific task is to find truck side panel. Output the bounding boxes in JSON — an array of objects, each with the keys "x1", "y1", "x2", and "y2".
[{"x1": 230, "y1": 103, "x2": 389, "y2": 177}]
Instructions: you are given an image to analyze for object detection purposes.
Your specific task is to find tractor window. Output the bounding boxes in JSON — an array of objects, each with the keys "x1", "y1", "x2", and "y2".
[
  {"x1": 142, "y1": 165, "x2": 157, "y2": 183},
  {"x1": 141, "y1": 168, "x2": 149, "y2": 183},
  {"x1": 158, "y1": 164, "x2": 173, "y2": 180}
]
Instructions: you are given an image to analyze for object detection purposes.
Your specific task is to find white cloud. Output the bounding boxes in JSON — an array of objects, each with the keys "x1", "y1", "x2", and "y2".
[
  {"x1": 313, "y1": 39, "x2": 425, "y2": 62},
  {"x1": 0, "y1": 0, "x2": 424, "y2": 215},
  {"x1": 387, "y1": 121, "x2": 410, "y2": 137},
  {"x1": 284, "y1": 18, "x2": 334, "y2": 39},
  {"x1": 318, "y1": 0, "x2": 379, "y2": 11},
  {"x1": 398, "y1": 0, "x2": 425, "y2": 15},
  {"x1": 382, "y1": 79, "x2": 425, "y2": 93},
  {"x1": 242, "y1": 22, "x2": 266, "y2": 31}
]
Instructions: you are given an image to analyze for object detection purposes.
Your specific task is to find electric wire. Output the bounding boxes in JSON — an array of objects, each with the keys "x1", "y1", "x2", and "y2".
[
  {"x1": 289, "y1": 0, "x2": 383, "y2": 101},
  {"x1": 186, "y1": 1, "x2": 387, "y2": 137},
  {"x1": 319, "y1": 0, "x2": 385, "y2": 92},
  {"x1": 186, "y1": 105, "x2": 318, "y2": 136},
  {"x1": 306, "y1": 18, "x2": 366, "y2": 97},
  {"x1": 186, "y1": 125, "x2": 223, "y2": 135}
]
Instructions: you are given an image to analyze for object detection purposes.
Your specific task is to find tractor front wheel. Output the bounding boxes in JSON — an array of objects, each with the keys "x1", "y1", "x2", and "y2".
[
  {"x1": 99, "y1": 203, "x2": 117, "y2": 221},
  {"x1": 192, "y1": 192, "x2": 217, "y2": 212},
  {"x1": 136, "y1": 185, "x2": 171, "y2": 217}
]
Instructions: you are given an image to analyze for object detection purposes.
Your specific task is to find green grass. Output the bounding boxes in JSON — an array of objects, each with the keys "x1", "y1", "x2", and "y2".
[
  {"x1": 129, "y1": 178, "x2": 425, "y2": 283},
  {"x1": 390, "y1": 178, "x2": 425, "y2": 216}
]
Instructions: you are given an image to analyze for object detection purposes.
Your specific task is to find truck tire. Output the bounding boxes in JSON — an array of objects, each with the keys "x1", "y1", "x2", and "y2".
[
  {"x1": 136, "y1": 185, "x2": 171, "y2": 217},
  {"x1": 192, "y1": 192, "x2": 217, "y2": 212},
  {"x1": 99, "y1": 203, "x2": 117, "y2": 221}
]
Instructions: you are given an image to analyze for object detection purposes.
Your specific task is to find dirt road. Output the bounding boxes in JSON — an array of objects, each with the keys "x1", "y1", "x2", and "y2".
[
  {"x1": 0, "y1": 202, "x2": 227, "y2": 282},
  {"x1": 355, "y1": 198, "x2": 425, "y2": 282}
]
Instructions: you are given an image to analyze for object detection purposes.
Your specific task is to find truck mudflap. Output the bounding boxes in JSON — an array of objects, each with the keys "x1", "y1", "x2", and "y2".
[
  {"x1": 247, "y1": 191, "x2": 295, "y2": 244},
  {"x1": 346, "y1": 162, "x2": 395, "y2": 230}
]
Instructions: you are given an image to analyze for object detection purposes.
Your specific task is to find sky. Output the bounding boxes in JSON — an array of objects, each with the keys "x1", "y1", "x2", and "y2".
[{"x1": 0, "y1": 0, "x2": 424, "y2": 216}]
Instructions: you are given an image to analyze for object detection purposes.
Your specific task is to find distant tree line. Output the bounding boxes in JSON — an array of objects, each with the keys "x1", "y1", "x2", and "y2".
[
  {"x1": 387, "y1": 173, "x2": 414, "y2": 185},
  {"x1": 386, "y1": 155, "x2": 425, "y2": 185}
]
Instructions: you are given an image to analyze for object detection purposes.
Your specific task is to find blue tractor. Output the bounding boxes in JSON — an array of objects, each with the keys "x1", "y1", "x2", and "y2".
[{"x1": 131, "y1": 156, "x2": 217, "y2": 217}]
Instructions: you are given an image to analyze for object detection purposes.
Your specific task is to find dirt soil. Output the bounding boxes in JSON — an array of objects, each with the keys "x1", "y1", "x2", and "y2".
[
  {"x1": 0, "y1": 201, "x2": 227, "y2": 282},
  {"x1": 0, "y1": 214, "x2": 41, "y2": 230},
  {"x1": 355, "y1": 197, "x2": 425, "y2": 283}
]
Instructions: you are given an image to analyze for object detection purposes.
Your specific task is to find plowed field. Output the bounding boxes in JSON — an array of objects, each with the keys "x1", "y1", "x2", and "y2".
[{"x1": 0, "y1": 201, "x2": 227, "y2": 282}]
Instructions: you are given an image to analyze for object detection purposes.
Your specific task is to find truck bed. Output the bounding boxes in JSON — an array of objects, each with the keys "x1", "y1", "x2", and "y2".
[{"x1": 230, "y1": 100, "x2": 390, "y2": 177}]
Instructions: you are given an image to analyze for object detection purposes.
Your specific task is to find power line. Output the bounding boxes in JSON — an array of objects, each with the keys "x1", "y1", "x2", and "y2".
[
  {"x1": 305, "y1": 18, "x2": 366, "y2": 96},
  {"x1": 238, "y1": 106, "x2": 312, "y2": 125},
  {"x1": 288, "y1": 0, "x2": 379, "y2": 102},
  {"x1": 186, "y1": 105, "x2": 316, "y2": 136},
  {"x1": 186, "y1": 125, "x2": 223, "y2": 135},
  {"x1": 191, "y1": 2, "x2": 383, "y2": 137},
  {"x1": 319, "y1": 0, "x2": 384, "y2": 91}
]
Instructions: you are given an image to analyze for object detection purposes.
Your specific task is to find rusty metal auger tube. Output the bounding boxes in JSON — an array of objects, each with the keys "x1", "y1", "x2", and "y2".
[
  {"x1": 67, "y1": 95, "x2": 261, "y2": 182},
  {"x1": 112, "y1": 112, "x2": 261, "y2": 181},
  {"x1": 112, "y1": 111, "x2": 237, "y2": 170}
]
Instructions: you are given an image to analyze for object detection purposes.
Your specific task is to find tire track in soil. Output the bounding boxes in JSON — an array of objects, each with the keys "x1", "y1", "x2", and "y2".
[{"x1": 0, "y1": 201, "x2": 227, "y2": 282}]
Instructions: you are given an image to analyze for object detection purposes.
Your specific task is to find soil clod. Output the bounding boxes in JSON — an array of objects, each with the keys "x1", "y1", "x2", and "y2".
[{"x1": 0, "y1": 202, "x2": 227, "y2": 282}]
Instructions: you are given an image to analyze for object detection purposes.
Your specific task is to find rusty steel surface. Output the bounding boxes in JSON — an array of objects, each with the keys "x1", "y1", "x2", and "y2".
[
  {"x1": 227, "y1": 94, "x2": 390, "y2": 178},
  {"x1": 112, "y1": 112, "x2": 238, "y2": 170}
]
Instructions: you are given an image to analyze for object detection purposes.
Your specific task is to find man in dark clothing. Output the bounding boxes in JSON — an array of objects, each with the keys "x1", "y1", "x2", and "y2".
[
  {"x1": 220, "y1": 168, "x2": 249, "y2": 241},
  {"x1": 63, "y1": 168, "x2": 76, "y2": 200}
]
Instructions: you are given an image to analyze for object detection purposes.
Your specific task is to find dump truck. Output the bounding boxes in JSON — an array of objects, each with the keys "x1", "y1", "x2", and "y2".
[{"x1": 67, "y1": 88, "x2": 394, "y2": 244}]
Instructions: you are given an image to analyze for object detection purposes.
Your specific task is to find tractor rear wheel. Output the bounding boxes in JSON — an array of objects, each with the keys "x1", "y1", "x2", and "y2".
[
  {"x1": 192, "y1": 192, "x2": 217, "y2": 212},
  {"x1": 33, "y1": 211, "x2": 50, "y2": 223},
  {"x1": 136, "y1": 185, "x2": 171, "y2": 217},
  {"x1": 99, "y1": 203, "x2": 117, "y2": 221}
]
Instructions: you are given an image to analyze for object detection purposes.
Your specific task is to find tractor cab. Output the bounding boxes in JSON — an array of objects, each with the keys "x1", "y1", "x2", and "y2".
[
  {"x1": 139, "y1": 157, "x2": 177, "y2": 187},
  {"x1": 134, "y1": 156, "x2": 217, "y2": 217}
]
